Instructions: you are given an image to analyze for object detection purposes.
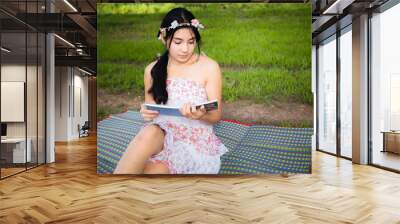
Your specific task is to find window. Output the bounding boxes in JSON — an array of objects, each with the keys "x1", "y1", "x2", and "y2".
[
  {"x1": 0, "y1": 1, "x2": 47, "y2": 179},
  {"x1": 317, "y1": 35, "x2": 337, "y2": 154},
  {"x1": 370, "y1": 3, "x2": 400, "y2": 171},
  {"x1": 339, "y1": 26, "x2": 352, "y2": 158}
]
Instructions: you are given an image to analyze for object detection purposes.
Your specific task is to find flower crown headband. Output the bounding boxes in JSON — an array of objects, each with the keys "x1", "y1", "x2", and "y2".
[{"x1": 158, "y1": 19, "x2": 205, "y2": 40}]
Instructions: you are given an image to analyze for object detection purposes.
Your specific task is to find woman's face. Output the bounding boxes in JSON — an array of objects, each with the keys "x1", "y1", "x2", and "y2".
[{"x1": 167, "y1": 28, "x2": 197, "y2": 64}]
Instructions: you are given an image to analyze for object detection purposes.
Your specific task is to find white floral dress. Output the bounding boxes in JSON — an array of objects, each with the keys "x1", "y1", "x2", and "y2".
[{"x1": 144, "y1": 77, "x2": 228, "y2": 174}]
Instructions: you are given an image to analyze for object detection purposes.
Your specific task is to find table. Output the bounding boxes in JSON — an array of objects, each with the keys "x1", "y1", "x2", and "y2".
[
  {"x1": 381, "y1": 131, "x2": 400, "y2": 154},
  {"x1": 1, "y1": 138, "x2": 32, "y2": 163}
]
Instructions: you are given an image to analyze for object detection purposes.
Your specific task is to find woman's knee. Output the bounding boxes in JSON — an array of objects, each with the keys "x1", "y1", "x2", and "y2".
[
  {"x1": 125, "y1": 124, "x2": 165, "y2": 157},
  {"x1": 134, "y1": 124, "x2": 165, "y2": 143}
]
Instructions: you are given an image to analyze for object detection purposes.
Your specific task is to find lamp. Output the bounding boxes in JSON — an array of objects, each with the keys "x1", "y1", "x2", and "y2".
[
  {"x1": 54, "y1": 34, "x2": 75, "y2": 48},
  {"x1": 78, "y1": 67, "x2": 93, "y2": 76},
  {"x1": 1, "y1": 47, "x2": 11, "y2": 53},
  {"x1": 322, "y1": 0, "x2": 355, "y2": 15},
  {"x1": 63, "y1": 0, "x2": 78, "y2": 12}
]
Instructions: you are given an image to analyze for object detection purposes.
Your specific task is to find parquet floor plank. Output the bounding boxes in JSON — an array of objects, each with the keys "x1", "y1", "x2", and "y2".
[{"x1": 0, "y1": 135, "x2": 399, "y2": 223}]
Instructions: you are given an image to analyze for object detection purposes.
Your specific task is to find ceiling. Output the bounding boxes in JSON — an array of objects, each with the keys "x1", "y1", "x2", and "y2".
[
  {"x1": 0, "y1": 0, "x2": 97, "y2": 75},
  {"x1": 311, "y1": 0, "x2": 390, "y2": 44}
]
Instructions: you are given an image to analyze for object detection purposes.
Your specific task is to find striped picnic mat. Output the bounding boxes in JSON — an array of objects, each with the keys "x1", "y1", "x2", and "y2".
[{"x1": 97, "y1": 111, "x2": 313, "y2": 174}]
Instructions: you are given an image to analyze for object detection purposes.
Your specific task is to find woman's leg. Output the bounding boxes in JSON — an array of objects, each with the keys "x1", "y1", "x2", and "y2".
[{"x1": 113, "y1": 124, "x2": 165, "y2": 174}]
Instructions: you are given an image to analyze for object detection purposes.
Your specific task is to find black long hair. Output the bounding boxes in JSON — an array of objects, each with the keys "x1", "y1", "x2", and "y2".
[{"x1": 148, "y1": 7, "x2": 202, "y2": 104}]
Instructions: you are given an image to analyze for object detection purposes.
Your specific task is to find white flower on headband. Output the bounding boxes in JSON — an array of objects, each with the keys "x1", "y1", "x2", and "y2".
[
  {"x1": 158, "y1": 18, "x2": 204, "y2": 41},
  {"x1": 158, "y1": 27, "x2": 167, "y2": 40},
  {"x1": 170, "y1": 20, "x2": 179, "y2": 29},
  {"x1": 191, "y1": 19, "x2": 204, "y2": 29},
  {"x1": 164, "y1": 19, "x2": 204, "y2": 31}
]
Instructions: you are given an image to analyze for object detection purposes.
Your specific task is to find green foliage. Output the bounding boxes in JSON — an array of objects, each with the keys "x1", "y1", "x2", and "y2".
[
  {"x1": 97, "y1": 3, "x2": 313, "y2": 126},
  {"x1": 97, "y1": 63, "x2": 144, "y2": 94},
  {"x1": 223, "y1": 67, "x2": 312, "y2": 104}
]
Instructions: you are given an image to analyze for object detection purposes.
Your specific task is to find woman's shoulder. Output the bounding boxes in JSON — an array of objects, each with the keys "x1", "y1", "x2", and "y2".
[
  {"x1": 144, "y1": 60, "x2": 158, "y2": 81},
  {"x1": 198, "y1": 54, "x2": 220, "y2": 73},
  {"x1": 197, "y1": 55, "x2": 222, "y2": 86},
  {"x1": 145, "y1": 60, "x2": 158, "y2": 74}
]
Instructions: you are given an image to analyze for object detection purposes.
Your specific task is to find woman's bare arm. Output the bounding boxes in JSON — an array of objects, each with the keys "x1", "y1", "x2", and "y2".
[
  {"x1": 140, "y1": 62, "x2": 159, "y2": 121},
  {"x1": 144, "y1": 61, "x2": 157, "y2": 104},
  {"x1": 199, "y1": 59, "x2": 223, "y2": 124}
]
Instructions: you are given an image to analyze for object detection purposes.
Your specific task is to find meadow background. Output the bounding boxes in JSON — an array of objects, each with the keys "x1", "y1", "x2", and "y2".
[{"x1": 97, "y1": 3, "x2": 312, "y2": 127}]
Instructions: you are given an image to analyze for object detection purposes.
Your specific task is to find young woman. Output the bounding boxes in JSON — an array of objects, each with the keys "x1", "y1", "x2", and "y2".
[{"x1": 114, "y1": 7, "x2": 228, "y2": 174}]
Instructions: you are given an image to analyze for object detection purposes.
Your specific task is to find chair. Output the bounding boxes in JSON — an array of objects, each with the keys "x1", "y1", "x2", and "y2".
[{"x1": 79, "y1": 121, "x2": 90, "y2": 138}]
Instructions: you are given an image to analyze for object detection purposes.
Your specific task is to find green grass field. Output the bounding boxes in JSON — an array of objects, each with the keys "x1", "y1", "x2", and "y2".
[{"x1": 97, "y1": 3, "x2": 312, "y2": 123}]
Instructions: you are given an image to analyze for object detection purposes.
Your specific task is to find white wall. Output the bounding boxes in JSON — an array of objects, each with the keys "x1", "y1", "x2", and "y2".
[
  {"x1": 72, "y1": 72, "x2": 89, "y2": 137},
  {"x1": 55, "y1": 66, "x2": 69, "y2": 141},
  {"x1": 1, "y1": 65, "x2": 26, "y2": 81},
  {"x1": 0, "y1": 65, "x2": 41, "y2": 138},
  {"x1": 1, "y1": 65, "x2": 26, "y2": 139},
  {"x1": 1, "y1": 82, "x2": 25, "y2": 122},
  {"x1": 55, "y1": 67, "x2": 89, "y2": 141},
  {"x1": 1, "y1": 63, "x2": 46, "y2": 164}
]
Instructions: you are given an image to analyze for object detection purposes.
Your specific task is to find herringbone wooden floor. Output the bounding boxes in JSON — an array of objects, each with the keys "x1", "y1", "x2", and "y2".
[{"x1": 1, "y1": 135, "x2": 399, "y2": 224}]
